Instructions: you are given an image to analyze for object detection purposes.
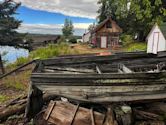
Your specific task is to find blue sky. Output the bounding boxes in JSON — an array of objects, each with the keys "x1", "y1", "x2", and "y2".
[
  {"x1": 14, "y1": 0, "x2": 98, "y2": 36},
  {"x1": 16, "y1": 6, "x2": 95, "y2": 24}
]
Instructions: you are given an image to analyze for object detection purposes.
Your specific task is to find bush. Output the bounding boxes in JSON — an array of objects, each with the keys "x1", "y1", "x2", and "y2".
[
  {"x1": 124, "y1": 42, "x2": 147, "y2": 52},
  {"x1": 69, "y1": 37, "x2": 77, "y2": 44},
  {"x1": 120, "y1": 35, "x2": 134, "y2": 46},
  {"x1": 7, "y1": 57, "x2": 30, "y2": 69},
  {"x1": 15, "y1": 57, "x2": 30, "y2": 66}
]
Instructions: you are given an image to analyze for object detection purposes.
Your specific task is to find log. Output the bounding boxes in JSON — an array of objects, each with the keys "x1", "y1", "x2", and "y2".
[
  {"x1": 0, "y1": 101, "x2": 26, "y2": 122},
  {"x1": 0, "y1": 94, "x2": 59, "y2": 123},
  {"x1": 133, "y1": 109, "x2": 160, "y2": 120}
]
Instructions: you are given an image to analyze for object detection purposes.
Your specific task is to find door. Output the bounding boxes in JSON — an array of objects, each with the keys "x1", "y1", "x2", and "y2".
[
  {"x1": 152, "y1": 32, "x2": 159, "y2": 54},
  {"x1": 101, "y1": 36, "x2": 107, "y2": 48}
]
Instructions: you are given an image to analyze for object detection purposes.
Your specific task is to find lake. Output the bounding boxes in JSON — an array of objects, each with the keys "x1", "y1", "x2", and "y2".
[{"x1": 0, "y1": 46, "x2": 29, "y2": 63}]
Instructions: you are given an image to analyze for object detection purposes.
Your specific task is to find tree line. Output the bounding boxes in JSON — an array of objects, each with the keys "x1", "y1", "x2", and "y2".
[{"x1": 97, "y1": 0, "x2": 166, "y2": 41}]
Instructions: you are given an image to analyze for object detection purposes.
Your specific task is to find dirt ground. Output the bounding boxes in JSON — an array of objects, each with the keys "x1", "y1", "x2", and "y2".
[{"x1": 73, "y1": 44, "x2": 111, "y2": 54}]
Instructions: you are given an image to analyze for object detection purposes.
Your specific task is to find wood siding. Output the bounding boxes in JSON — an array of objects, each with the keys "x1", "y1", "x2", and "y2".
[{"x1": 92, "y1": 18, "x2": 122, "y2": 49}]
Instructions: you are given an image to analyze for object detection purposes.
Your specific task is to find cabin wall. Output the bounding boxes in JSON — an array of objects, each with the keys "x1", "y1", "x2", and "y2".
[
  {"x1": 147, "y1": 25, "x2": 166, "y2": 54},
  {"x1": 94, "y1": 33, "x2": 120, "y2": 49}
]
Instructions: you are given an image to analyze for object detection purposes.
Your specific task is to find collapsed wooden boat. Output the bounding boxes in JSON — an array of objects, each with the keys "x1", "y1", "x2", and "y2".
[{"x1": 26, "y1": 51, "x2": 166, "y2": 119}]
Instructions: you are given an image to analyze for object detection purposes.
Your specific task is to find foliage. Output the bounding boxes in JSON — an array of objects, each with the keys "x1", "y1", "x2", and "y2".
[
  {"x1": 121, "y1": 35, "x2": 134, "y2": 46},
  {"x1": 14, "y1": 57, "x2": 30, "y2": 66},
  {"x1": 0, "y1": 95, "x2": 9, "y2": 103},
  {"x1": 69, "y1": 37, "x2": 77, "y2": 43},
  {"x1": 2, "y1": 70, "x2": 30, "y2": 90},
  {"x1": 124, "y1": 42, "x2": 147, "y2": 52},
  {"x1": 62, "y1": 18, "x2": 74, "y2": 39},
  {"x1": 7, "y1": 57, "x2": 30, "y2": 69},
  {"x1": 97, "y1": 0, "x2": 166, "y2": 41},
  {"x1": 0, "y1": 0, "x2": 29, "y2": 48},
  {"x1": 30, "y1": 43, "x2": 79, "y2": 59},
  {"x1": 88, "y1": 23, "x2": 96, "y2": 32},
  {"x1": 58, "y1": 36, "x2": 67, "y2": 43}
]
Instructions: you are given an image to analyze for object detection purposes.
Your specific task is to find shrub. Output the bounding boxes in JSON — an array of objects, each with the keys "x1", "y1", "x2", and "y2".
[
  {"x1": 120, "y1": 34, "x2": 134, "y2": 46},
  {"x1": 124, "y1": 42, "x2": 147, "y2": 52},
  {"x1": 69, "y1": 37, "x2": 77, "y2": 44}
]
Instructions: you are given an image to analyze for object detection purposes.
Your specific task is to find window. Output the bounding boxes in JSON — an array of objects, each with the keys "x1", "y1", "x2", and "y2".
[{"x1": 106, "y1": 22, "x2": 112, "y2": 28}]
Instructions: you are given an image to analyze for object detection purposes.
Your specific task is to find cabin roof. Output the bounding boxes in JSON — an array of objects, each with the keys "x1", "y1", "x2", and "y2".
[
  {"x1": 160, "y1": 22, "x2": 166, "y2": 38},
  {"x1": 92, "y1": 17, "x2": 122, "y2": 33}
]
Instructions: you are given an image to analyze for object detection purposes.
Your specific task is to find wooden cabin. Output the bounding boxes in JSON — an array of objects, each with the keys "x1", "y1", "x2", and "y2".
[
  {"x1": 91, "y1": 18, "x2": 122, "y2": 49},
  {"x1": 146, "y1": 23, "x2": 166, "y2": 54}
]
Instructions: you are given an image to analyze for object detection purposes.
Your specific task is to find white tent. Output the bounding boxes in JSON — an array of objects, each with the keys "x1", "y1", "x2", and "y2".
[{"x1": 146, "y1": 23, "x2": 166, "y2": 54}]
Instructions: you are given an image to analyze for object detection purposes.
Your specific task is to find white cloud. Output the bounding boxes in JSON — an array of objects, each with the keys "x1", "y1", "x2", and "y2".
[
  {"x1": 14, "y1": 0, "x2": 98, "y2": 19},
  {"x1": 17, "y1": 23, "x2": 92, "y2": 36}
]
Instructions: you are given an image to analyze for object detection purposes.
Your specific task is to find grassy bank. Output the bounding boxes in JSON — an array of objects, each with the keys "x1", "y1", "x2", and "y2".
[
  {"x1": 0, "y1": 43, "x2": 82, "y2": 103},
  {"x1": 123, "y1": 42, "x2": 147, "y2": 52}
]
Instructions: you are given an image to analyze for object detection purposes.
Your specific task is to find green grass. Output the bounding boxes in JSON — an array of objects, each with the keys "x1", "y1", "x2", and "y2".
[
  {"x1": 7, "y1": 42, "x2": 80, "y2": 69},
  {"x1": 123, "y1": 42, "x2": 147, "y2": 52},
  {"x1": 2, "y1": 71, "x2": 31, "y2": 91},
  {"x1": 30, "y1": 42, "x2": 80, "y2": 59},
  {"x1": 0, "y1": 95, "x2": 9, "y2": 103}
]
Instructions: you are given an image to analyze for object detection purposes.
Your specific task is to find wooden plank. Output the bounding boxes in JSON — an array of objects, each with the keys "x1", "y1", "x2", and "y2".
[
  {"x1": 40, "y1": 91, "x2": 166, "y2": 103},
  {"x1": 43, "y1": 101, "x2": 105, "y2": 125},
  {"x1": 36, "y1": 85, "x2": 166, "y2": 94},
  {"x1": 96, "y1": 65, "x2": 102, "y2": 74},
  {"x1": 31, "y1": 78, "x2": 166, "y2": 84},
  {"x1": 31, "y1": 72, "x2": 166, "y2": 80},
  {"x1": 0, "y1": 59, "x2": 37, "y2": 79},
  {"x1": 44, "y1": 66, "x2": 95, "y2": 73},
  {"x1": 118, "y1": 64, "x2": 133, "y2": 73},
  {"x1": 41, "y1": 52, "x2": 151, "y2": 66}
]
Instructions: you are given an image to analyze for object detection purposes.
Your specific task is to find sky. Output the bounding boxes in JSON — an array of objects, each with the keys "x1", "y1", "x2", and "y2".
[{"x1": 13, "y1": 0, "x2": 99, "y2": 36}]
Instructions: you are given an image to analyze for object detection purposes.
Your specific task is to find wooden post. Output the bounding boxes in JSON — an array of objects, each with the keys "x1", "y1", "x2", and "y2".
[{"x1": 0, "y1": 54, "x2": 5, "y2": 74}]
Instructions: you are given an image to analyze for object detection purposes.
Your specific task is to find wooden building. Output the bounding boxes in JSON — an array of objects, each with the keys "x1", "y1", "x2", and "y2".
[
  {"x1": 82, "y1": 32, "x2": 91, "y2": 43},
  {"x1": 146, "y1": 23, "x2": 166, "y2": 54},
  {"x1": 26, "y1": 34, "x2": 61, "y2": 50},
  {"x1": 91, "y1": 17, "x2": 122, "y2": 49}
]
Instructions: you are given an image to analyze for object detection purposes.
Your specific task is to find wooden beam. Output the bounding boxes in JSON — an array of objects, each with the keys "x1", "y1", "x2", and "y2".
[
  {"x1": 96, "y1": 65, "x2": 102, "y2": 74},
  {"x1": 0, "y1": 59, "x2": 37, "y2": 79},
  {"x1": 118, "y1": 64, "x2": 133, "y2": 73}
]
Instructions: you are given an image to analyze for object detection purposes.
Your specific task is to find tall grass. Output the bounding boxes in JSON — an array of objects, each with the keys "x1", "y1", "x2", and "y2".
[
  {"x1": 30, "y1": 42, "x2": 80, "y2": 59},
  {"x1": 124, "y1": 42, "x2": 147, "y2": 52}
]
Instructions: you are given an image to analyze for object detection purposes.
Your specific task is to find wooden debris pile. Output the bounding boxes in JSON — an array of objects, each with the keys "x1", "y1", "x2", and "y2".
[{"x1": 1, "y1": 51, "x2": 166, "y2": 124}]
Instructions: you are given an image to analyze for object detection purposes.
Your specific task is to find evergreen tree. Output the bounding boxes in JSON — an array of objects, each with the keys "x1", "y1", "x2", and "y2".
[
  {"x1": 0, "y1": 0, "x2": 32, "y2": 73},
  {"x1": 62, "y1": 18, "x2": 74, "y2": 39},
  {"x1": 0, "y1": 0, "x2": 27, "y2": 47}
]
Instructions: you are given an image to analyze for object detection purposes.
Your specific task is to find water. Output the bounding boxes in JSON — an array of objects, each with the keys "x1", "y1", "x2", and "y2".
[{"x1": 0, "y1": 46, "x2": 29, "y2": 63}]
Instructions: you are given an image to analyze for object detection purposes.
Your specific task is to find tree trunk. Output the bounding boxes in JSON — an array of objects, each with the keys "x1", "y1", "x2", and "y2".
[{"x1": 0, "y1": 54, "x2": 5, "y2": 74}]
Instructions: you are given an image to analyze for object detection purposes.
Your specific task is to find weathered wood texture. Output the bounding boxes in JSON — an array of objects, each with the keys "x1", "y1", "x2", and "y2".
[
  {"x1": 43, "y1": 101, "x2": 105, "y2": 125},
  {"x1": 30, "y1": 52, "x2": 166, "y2": 103}
]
